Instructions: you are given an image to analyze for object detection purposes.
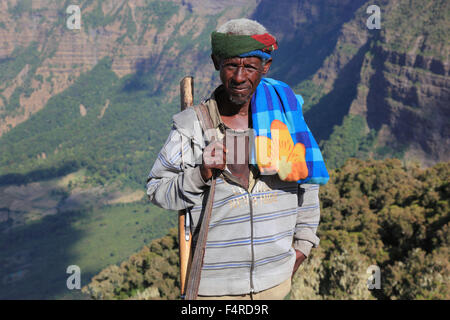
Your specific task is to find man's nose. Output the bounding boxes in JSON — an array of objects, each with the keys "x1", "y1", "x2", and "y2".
[{"x1": 232, "y1": 66, "x2": 247, "y2": 84}]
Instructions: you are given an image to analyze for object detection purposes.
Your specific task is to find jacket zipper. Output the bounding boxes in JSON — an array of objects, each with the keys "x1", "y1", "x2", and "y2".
[{"x1": 221, "y1": 170, "x2": 257, "y2": 294}]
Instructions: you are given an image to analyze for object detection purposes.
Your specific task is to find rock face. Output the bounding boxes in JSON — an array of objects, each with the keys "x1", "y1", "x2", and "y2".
[
  {"x1": 253, "y1": 0, "x2": 449, "y2": 167},
  {"x1": 0, "y1": 0, "x2": 258, "y2": 136},
  {"x1": 358, "y1": 0, "x2": 449, "y2": 166},
  {"x1": 362, "y1": 43, "x2": 449, "y2": 166}
]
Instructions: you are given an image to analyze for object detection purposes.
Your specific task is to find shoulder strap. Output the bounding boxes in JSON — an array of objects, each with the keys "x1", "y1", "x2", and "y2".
[
  {"x1": 193, "y1": 103, "x2": 218, "y2": 144},
  {"x1": 185, "y1": 103, "x2": 218, "y2": 300}
]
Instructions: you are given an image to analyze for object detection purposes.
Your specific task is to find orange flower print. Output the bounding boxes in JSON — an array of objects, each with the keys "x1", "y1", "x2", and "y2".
[{"x1": 255, "y1": 120, "x2": 308, "y2": 181}]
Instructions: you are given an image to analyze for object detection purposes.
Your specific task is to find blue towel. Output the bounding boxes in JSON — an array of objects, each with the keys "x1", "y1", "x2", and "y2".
[{"x1": 250, "y1": 78, "x2": 329, "y2": 185}]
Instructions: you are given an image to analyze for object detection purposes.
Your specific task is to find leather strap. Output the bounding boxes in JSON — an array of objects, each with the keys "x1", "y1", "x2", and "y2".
[
  {"x1": 193, "y1": 103, "x2": 217, "y2": 143},
  {"x1": 185, "y1": 104, "x2": 218, "y2": 300}
]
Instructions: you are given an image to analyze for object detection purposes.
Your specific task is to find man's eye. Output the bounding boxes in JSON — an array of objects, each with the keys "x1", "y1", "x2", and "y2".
[{"x1": 223, "y1": 64, "x2": 257, "y2": 72}]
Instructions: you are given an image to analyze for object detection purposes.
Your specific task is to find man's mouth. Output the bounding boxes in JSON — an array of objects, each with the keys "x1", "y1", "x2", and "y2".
[{"x1": 230, "y1": 87, "x2": 250, "y2": 94}]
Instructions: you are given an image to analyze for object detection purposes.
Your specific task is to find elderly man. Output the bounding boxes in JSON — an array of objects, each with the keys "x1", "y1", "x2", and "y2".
[{"x1": 146, "y1": 18, "x2": 328, "y2": 299}]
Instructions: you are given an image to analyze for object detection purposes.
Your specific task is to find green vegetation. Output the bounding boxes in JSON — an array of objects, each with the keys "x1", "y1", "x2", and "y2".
[
  {"x1": 0, "y1": 41, "x2": 43, "y2": 114},
  {"x1": 144, "y1": 0, "x2": 179, "y2": 31},
  {"x1": 381, "y1": 0, "x2": 449, "y2": 60},
  {"x1": 0, "y1": 200, "x2": 176, "y2": 299},
  {"x1": 312, "y1": 158, "x2": 449, "y2": 299},
  {"x1": 82, "y1": 159, "x2": 449, "y2": 300},
  {"x1": 0, "y1": 57, "x2": 119, "y2": 177},
  {"x1": 375, "y1": 143, "x2": 408, "y2": 160},
  {"x1": 82, "y1": 1, "x2": 106, "y2": 29},
  {"x1": 121, "y1": 4, "x2": 137, "y2": 40},
  {"x1": 321, "y1": 114, "x2": 377, "y2": 169},
  {"x1": 0, "y1": 42, "x2": 41, "y2": 84},
  {"x1": 294, "y1": 79, "x2": 325, "y2": 113},
  {"x1": 7, "y1": 0, "x2": 32, "y2": 18},
  {"x1": 0, "y1": 55, "x2": 176, "y2": 189},
  {"x1": 83, "y1": 228, "x2": 180, "y2": 300}
]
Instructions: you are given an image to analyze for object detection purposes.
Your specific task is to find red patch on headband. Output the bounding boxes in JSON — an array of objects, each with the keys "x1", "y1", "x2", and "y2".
[{"x1": 251, "y1": 33, "x2": 278, "y2": 50}]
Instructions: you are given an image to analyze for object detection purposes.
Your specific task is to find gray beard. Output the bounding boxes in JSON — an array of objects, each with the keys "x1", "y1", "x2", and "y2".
[{"x1": 229, "y1": 94, "x2": 249, "y2": 106}]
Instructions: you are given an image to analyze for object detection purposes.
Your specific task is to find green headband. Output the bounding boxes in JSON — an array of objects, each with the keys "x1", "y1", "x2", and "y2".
[{"x1": 211, "y1": 31, "x2": 278, "y2": 59}]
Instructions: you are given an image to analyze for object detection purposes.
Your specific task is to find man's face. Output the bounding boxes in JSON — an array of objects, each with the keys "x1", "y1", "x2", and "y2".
[{"x1": 212, "y1": 55, "x2": 272, "y2": 105}]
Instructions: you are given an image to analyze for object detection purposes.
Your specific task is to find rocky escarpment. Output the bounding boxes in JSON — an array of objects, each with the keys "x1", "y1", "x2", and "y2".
[
  {"x1": 253, "y1": 0, "x2": 369, "y2": 85},
  {"x1": 0, "y1": 0, "x2": 259, "y2": 137},
  {"x1": 272, "y1": 0, "x2": 450, "y2": 168},
  {"x1": 347, "y1": 0, "x2": 450, "y2": 166},
  {"x1": 359, "y1": 43, "x2": 449, "y2": 165}
]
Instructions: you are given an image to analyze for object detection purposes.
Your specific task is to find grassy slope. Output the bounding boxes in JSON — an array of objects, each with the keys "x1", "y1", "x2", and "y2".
[{"x1": 0, "y1": 200, "x2": 176, "y2": 299}]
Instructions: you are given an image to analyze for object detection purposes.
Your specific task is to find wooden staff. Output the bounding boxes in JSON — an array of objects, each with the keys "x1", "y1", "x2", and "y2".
[{"x1": 179, "y1": 76, "x2": 194, "y2": 298}]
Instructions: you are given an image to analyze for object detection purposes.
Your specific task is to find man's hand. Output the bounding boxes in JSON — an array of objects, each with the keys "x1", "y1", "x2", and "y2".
[
  {"x1": 292, "y1": 249, "x2": 306, "y2": 279},
  {"x1": 200, "y1": 140, "x2": 227, "y2": 181}
]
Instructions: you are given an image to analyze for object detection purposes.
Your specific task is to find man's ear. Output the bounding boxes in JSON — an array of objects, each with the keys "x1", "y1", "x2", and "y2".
[
  {"x1": 211, "y1": 54, "x2": 221, "y2": 71},
  {"x1": 262, "y1": 58, "x2": 272, "y2": 74}
]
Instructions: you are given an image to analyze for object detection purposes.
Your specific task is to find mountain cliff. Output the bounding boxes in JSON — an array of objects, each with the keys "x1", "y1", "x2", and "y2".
[
  {"x1": 257, "y1": 0, "x2": 449, "y2": 168},
  {"x1": 0, "y1": 0, "x2": 260, "y2": 189}
]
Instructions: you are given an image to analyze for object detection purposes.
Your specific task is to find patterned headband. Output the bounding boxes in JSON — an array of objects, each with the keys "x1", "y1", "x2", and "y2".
[{"x1": 211, "y1": 31, "x2": 278, "y2": 59}]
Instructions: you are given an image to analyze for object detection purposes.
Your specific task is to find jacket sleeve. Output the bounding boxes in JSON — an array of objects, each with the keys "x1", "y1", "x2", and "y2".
[
  {"x1": 293, "y1": 184, "x2": 321, "y2": 257},
  {"x1": 145, "y1": 125, "x2": 211, "y2": 211}
]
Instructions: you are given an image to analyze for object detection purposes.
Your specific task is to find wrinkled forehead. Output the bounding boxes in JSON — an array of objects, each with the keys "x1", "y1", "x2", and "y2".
[{"x1": 220, "y1": 56, "x2": 263, "y2": 65}]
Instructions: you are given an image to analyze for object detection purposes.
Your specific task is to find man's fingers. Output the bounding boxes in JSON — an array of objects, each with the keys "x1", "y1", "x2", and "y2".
[{"x1": 204, "y1": 156, "x2": 227, "y2": 168}]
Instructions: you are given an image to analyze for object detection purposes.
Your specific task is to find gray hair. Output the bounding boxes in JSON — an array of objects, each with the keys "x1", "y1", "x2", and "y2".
[
  {"x1": 216, "y1": 18, "x2": 268, "y2": 35},
  {"x1": 216, "y1": 18, "x2": 271, "y2": 65}
]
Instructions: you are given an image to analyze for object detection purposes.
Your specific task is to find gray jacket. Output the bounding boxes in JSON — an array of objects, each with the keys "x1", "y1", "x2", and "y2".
[{"x1": 146, "y1": 93, "x2": 321, "y2": 296}]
